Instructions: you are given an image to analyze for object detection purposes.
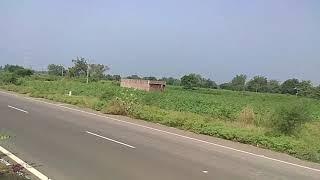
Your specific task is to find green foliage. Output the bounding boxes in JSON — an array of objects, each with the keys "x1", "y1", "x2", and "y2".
[
  {"x1": 281, "y1": 78, "x2": 300, "y2": 95},
  {"x1": 270, "y1": 103, "x2": 312, "y2": 135},
  {"x1": 143, "y1": 76, "x2": 157, "y2": 80},
  {"x1": 48, "y1": 64, "x2": 65, "y2": 76},
  {"x1": 267, "y1": 80, "x2": 281, "y2": 93},
  {"x1": 2, "y1": 64, "x2": 33, "y2": 77},
  {"x1": 3, "y1": 64, "x2": 24, "y2": 72},
  {"x1": 68, "y1": 57, "x2": 88, "y2": 77},
  {"x1": 230, "y1": 74, "x2": 247, "y2": 91},
  {"x1": 160, "y1": 77, "x2": 181, "y2": 86},
  {"x1": 246, "y1": 76, "x2": 268, "y2": 92},
  {"x1": 181, "y1": 73, "x2": 199, "y2": 89},
  {"x1": 0, "y1": 72, "x2": 18, "y2": 85},
  {"x1": 1, "y1": 77, "x2": 320, "y2": 163},
  {"x1": 89, "y1": 64, "x2": 109, "y2": 81},
  {"x1": 126, "y1": 75, "x2": 141, "y2": 79}
]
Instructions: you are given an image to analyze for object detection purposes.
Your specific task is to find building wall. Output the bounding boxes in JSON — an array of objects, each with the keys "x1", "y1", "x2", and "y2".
[
  {"x1": 120, "y1": 79, "x2": 166, "y2": 92},
  {"x1": 120, "y1": 79, "x2": 150, "y2": 91}
]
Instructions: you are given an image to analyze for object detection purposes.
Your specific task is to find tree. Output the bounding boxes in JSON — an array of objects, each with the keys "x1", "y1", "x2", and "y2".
[
  {"x1": 298, "y1": 80, "x2": 314, "y2": 97},
  {"x1": 230, "y1": 74, "x2": 247, "y2": 91},
  {"x1": 68, "y1": 57, "x2": 88, "y2": 77},
  {"x1": 220, "y1": 83, "x2": 232, "y2": 90},
  {"x1": 281, "y1": 79, "x2": 300, "y2": 95},
  {"x1": 47, "y1": 64, "x2": 66, "y2": 76},
  {"x1": 3, "y1": 64, "x2": 33, "y2": 77},
  {"x1": 181, "y1": 74, "x2": 199, "y2": 89},
  {"x1": 143, "y1": 76, "x2": 157, "y2": 81},
  {"x1": 200, "y1": 78, "x2": 218, "y2": 89},
  {"x1": 15, "y1": 69, "x2": 34, "y2": 77},
  {"x1": 127, "y1": 75, "x2": 141, "y2": 79},
  {"x1": 89, "y1": 64, "x2": 109, "y2": 80},
  {"x1": 246, "y1": 76, "x2": 268, "y2": 92},
  {"x1": 267, "y1": 80, "x2": 281, "y2": 93},
  {"x1": 315, "y1": 86, "x2": 320, "y2": 99},
  {"x1": 3, "y1": 64, "x2": 24, "y2": 72},
  {"x1": 160, "y1": 77, "x2": 181, "y2": 86}
]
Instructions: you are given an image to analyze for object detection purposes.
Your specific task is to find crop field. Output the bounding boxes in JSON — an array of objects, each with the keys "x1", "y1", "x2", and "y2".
[{"x1": 1, "y1": 76, "x2": 320, "y2": 163}]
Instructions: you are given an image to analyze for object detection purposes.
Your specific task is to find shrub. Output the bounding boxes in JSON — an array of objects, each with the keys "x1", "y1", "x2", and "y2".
[
  {"x1": 15, "y1": 69, "x2": 33, "y2": 77},
  {"x1": 270, "y1": 103, "x2": 312, "y2": 135},
  {"x1": 0, "y1": 72, "x2": 18, "y2": 85},
  {"x1": 238, "y1": 106, "x2": 255, "y2": 125},
  {"x1": 102, "y1": 98, "x2": 127, "y2": 115}
]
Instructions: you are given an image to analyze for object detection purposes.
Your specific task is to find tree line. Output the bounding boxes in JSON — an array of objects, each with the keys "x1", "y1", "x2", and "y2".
[
  {"x1": 124, "y1": 73, "x2": 320, "y2": 99},
  {"x1": 1, "y1": 58, "x2": 319, "y2": 99}
]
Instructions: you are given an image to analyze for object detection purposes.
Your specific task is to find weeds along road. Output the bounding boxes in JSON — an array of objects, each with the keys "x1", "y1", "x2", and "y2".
[{"x1": 0, "y1": 91, "x2": 320, "y2": 180}]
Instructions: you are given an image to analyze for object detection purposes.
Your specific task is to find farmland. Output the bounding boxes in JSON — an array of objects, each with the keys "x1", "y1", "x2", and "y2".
[{"x1": 1, "y1": 76, "x2": 320, "y2": 163}]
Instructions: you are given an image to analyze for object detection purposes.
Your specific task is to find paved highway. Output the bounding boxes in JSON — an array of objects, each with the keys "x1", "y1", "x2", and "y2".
[{"x1": 0, "y1": 91, "x2": 319, "y2": 180}]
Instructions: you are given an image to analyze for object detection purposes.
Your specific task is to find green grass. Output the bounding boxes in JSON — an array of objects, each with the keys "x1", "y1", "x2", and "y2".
[{"x1": 1, "y1": 76, "x2": 320, "y2": 163}]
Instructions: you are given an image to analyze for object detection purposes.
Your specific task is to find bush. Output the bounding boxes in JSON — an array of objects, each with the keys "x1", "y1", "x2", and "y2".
[
  {"x1": 15, "y1": 69, "x2": 33, "y2": 77},
  {"x1": 238, "y1": 106, "x2": 255, "y2": 125},
  {"x1": 102, "y1": 98, "x2": 127, "y2": 115},
  {"x1": 270, "y1": 103, "x2": 312, "y2": 135},
  {"x1": 0, "y1": 72, "x2": 18, "y2": 85}
]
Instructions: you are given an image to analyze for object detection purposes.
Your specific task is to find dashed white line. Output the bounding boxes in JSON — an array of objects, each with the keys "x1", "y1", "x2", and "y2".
[
  {"x1": 1, "y1": 91, "x2": 320, "y2": 173},
  {"x1": 8, "y1": 105, "x2": 28, "y2": 114},
  {"x1": 0, "y1": 146, "x2": 51, "y2": 180},
  {"x1": 86, "y1": 131, "x2": 136, "y2": 149}
]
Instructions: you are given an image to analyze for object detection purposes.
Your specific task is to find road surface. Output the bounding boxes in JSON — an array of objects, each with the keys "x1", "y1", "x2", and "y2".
[{"x1": 0, "y1": 91, "x2": 319, "y2": 180}]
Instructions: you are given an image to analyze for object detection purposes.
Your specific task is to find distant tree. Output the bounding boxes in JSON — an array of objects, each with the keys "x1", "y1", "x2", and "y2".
[
  {"x1": 127, "y1": 75, "x2": 141, "y2": 79},
  {"x1": 181, "y1": 73, "x2": 199, "y2": 89},
  {"x1": 315, "y1": 86, "x2": 320, "y2": 99},
  {"x1": 200, "y1": 78, "x2": 218, "y2": 89},
  {"x1": 112, "y1": 75, "x2": 121, "y2": 81},
  {"x1": 89, "y1": 64, "x2": 109, "y2": 80},
  {"x1": 219, "y1": 83, "x2": 232, "y2": 90},
  {"x1": 15, "y1": 69, "x2": 34, "y2": 77},
  {"x1": 3, "y1": 64, "x2": 33, "y2": 77},
  {"x1": 267, "y1": 80, "x2": 281, "y2": 93},
  {"x1": 68, "y1": 57, "x2": 88, "y2": 77},
  {"x1": 47, "y1": 64, "x2": 66, "y2": 76},
  {"x1": 230, "y1": 74, "x2": 247, "y2": 91},
  {"x1": 143, "y1": 76, "x2": 157, "y2": 81},
  {"x1": 298, "y1": 80, "x2": 314, "y2": 97},
  {"x1": 281, "y1": 78, "x2": 300, "y2": 95},
  {"x1": 246, "y1": 76, "x2": 268, "y2": 92},
  {"x1": 160, "y1": 77, "x2": 181, "y2": 86},
  {"x1": 3, "y1": 64, "x2": 24, "y2": 72},
  {"x1": 0, "y1": 66, "x2": 3, "y2": 71}
]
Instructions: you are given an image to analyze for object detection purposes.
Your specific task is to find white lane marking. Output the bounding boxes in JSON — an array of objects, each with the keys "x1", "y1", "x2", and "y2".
[
  {"x1": 8, "y1": 105, "x2": 28, "y2": 114},
  {"x1": 86, "y1": 131, "x2": 136, "y2": 149},
  {"x1": 1, "y1": 91, "x2": 320, "y2": 173},
  {"x1": 0, "y1": 146, "x2": 51, "y2": 180}
]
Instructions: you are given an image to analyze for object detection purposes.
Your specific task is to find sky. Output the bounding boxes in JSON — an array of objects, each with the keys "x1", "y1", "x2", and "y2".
[{"x1": 1, "y1": 0, "x2": 319, "y2": 84}]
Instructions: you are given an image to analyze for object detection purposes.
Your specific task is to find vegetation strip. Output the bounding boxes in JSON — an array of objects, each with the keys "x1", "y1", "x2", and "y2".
[{"x1": 0, "y1": 64, "x2": 320, "y2": 164}]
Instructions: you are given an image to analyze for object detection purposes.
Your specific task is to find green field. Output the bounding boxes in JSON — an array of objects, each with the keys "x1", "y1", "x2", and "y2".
[{"x1": 1, "y1": 76, "x2": 320, "y2": 163}]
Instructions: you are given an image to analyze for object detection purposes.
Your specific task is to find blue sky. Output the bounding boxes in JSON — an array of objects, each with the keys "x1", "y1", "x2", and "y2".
[{"x1": 1, "y1": 0, "x2": 319, "y2": 84}]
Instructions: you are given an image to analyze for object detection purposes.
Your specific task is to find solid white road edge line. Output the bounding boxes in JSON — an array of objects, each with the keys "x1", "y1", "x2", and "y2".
[
  {"x1": 86, "y1": 131, "x2": 136, "y2": 149},
  {"x1": 8, "y1": 105, "x2": 28, "y2": 114},
  {"x1": 1, "y1": 90, "x2": 320, "y2": 173},
  {"x1": 0, "y1": 146, "x2": 51, "y2": 180}
]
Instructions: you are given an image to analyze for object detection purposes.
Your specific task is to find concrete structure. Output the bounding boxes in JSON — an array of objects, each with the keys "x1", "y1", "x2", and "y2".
[{"x1": 121, "y1": 79, "x2": 166, "y2": 92}]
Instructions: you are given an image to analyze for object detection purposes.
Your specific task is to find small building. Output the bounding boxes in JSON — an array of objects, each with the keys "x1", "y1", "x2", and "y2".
[{"x1": 120, "y1": 79, "x2": 166, "y2": 92}]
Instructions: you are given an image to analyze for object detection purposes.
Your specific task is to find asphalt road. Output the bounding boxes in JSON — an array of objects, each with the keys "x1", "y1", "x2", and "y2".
[{"x1": 0, "y1": 91, "x2": 320, "y2": 180}]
